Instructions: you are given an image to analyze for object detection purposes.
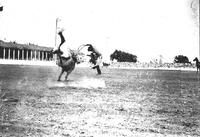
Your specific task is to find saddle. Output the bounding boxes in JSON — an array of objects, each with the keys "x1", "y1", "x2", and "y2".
[{"x1": 55, "y1": 56, "x2": 71, "y2": 67}]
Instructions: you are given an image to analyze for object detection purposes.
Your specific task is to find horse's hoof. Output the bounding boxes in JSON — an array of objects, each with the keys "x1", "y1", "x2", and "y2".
[{"x1": 57, "y1": 79, "x2": 61, "y2": 81}]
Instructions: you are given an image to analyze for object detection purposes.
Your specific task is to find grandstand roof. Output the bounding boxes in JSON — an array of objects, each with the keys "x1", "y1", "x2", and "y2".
[{"x1": 0, "y1": 40, "x2": 53, "y2": 51}]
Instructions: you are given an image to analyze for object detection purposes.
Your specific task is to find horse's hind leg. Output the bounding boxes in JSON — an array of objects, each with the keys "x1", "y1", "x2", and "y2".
[{"x1": 58, "y1": 68, "x2": 64, "y2": 81}]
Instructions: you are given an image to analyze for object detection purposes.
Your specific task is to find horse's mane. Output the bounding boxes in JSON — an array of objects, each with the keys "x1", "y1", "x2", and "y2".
[{"x1": 193, "y1": 57, "x2": 199, "y2": 62}]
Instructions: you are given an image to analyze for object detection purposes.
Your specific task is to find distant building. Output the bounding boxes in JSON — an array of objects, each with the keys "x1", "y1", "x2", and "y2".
[{"x1": 0, "y1": 40, "x2": 54, "y2": 61}]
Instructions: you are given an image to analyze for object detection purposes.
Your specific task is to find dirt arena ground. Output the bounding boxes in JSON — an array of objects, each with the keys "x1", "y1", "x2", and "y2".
[{"x1": 0, "y1": 65, "x2": 200, "y2": 137}]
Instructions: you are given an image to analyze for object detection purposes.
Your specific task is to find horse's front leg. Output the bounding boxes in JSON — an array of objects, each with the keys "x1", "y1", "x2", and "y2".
[
  {"x1": 65, "y1": 68, "x2": 74, "y2": 81},
  {"x1": 58, "y1": 68, "x2": 64, "y2": 81},
  {"x1": 65, "y1": 71, "x2": 72, "y2": 81},
  {"x1": 65, "y1": 73, "x2": 69, "y2": 81}
]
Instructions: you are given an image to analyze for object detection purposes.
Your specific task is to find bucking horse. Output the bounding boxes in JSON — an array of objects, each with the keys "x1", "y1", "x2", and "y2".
[
  {"x1": 51, "y1": 45, "x2": 84, "y2": 81},
  {"x1": 193, "y1": 57, "x2": 200, "y2": 73}
]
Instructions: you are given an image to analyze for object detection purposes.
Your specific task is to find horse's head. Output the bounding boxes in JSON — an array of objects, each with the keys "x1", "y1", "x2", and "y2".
[
  {"x1": 69, "y1": 50, "x2": 82, "y2": 64},
  {"x1": 110, "y1": 50, "x2": 119, "y2": 61},
  {"x1": 193, "y1": 57, "x2": 199, "y2": 62}
]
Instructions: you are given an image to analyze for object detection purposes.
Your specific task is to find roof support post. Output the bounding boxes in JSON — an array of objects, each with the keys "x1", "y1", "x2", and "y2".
[
  {"x1": 31, "y1": 50, "x2": 33, "y2": 60},
  {"x1": 34, "y1": 50, "x2": 36, "y2": 60},
  {"x1": 8, "y1": 48, "x2": 10, "y2": 59},
  {"x1": 13, "y1": 49, "x2": 15, "y2": 60},
  {"x1": 22, "y1": 49, "x2": 24, "y2": 60},
  {"x1": 42, "y1": 51, "x2": 44, "y2": 61},
  {"x1": 18, "y1": 49, "x2": 20, "y2": 60},
  {"x1": 26, "y1": 50, "x2": 28, "y2": 60},
  {"x1": 38, "y1": 51, "x2": 40, "y2": 60},
  {"x1": 3, "y1": 48, "x2": 5, "y2": 59}
]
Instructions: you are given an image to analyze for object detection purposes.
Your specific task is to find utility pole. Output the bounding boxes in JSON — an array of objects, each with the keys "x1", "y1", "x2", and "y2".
[
  {"x1": 55, "y1": 18, "x2": 61, "y2": 47},
  {"x1": 55, "y1": 18, "x2": 59, "y2": 48},
  {"x1": 54, "y1": 18, "x2": 59, "y2": 61}
]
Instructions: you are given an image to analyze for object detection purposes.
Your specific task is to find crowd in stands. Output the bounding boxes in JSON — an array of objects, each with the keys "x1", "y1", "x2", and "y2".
[{"x1": 105, "y1": 61, "x2": 196, "y2": 70}]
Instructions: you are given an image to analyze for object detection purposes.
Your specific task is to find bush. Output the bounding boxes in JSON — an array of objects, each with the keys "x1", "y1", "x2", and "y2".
[
  {"x1": 174, "y1": 55, "x2": 190, "y2": 63},
  {"x1": 110, "y1": 50, "x2": 137, "y2": 62}
]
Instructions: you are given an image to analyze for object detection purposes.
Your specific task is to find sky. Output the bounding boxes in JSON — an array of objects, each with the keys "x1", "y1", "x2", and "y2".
[{"x1": 0, "y1": 0, "x2": 199, "y2": 62}]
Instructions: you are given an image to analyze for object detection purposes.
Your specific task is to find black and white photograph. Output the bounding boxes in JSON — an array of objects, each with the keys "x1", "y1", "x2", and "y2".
[{"x1": 0, "y1": 0, "x2": 199, "y2": 136}]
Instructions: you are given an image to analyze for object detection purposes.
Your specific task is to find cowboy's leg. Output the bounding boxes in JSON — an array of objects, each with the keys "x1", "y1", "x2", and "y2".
[
  {"x1": 62, "y1": 51, "x2": 71, "y2": 59},
  {"x1": 61, "y1": 46, "x2": 71, "y2": 58},
  {"x1": 92, "y1": 56, "x2": 102, "y2": 67}
]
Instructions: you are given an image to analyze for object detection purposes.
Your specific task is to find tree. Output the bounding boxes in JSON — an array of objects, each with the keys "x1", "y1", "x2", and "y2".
[
  {"x1": 174, "y1": 55, "x2": 190, "y2": 63},
  {"x1": 110, "y1": 50, "x2": 137, "y2": 62}
]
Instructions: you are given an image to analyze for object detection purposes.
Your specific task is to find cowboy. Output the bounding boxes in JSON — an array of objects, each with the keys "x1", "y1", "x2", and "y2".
[
  {"x1": 85, "y1": 44, "x2": 102, "y2": 75},
  {"x1": 53, "y1": 29, "x2": 71, "y2": 65}
]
